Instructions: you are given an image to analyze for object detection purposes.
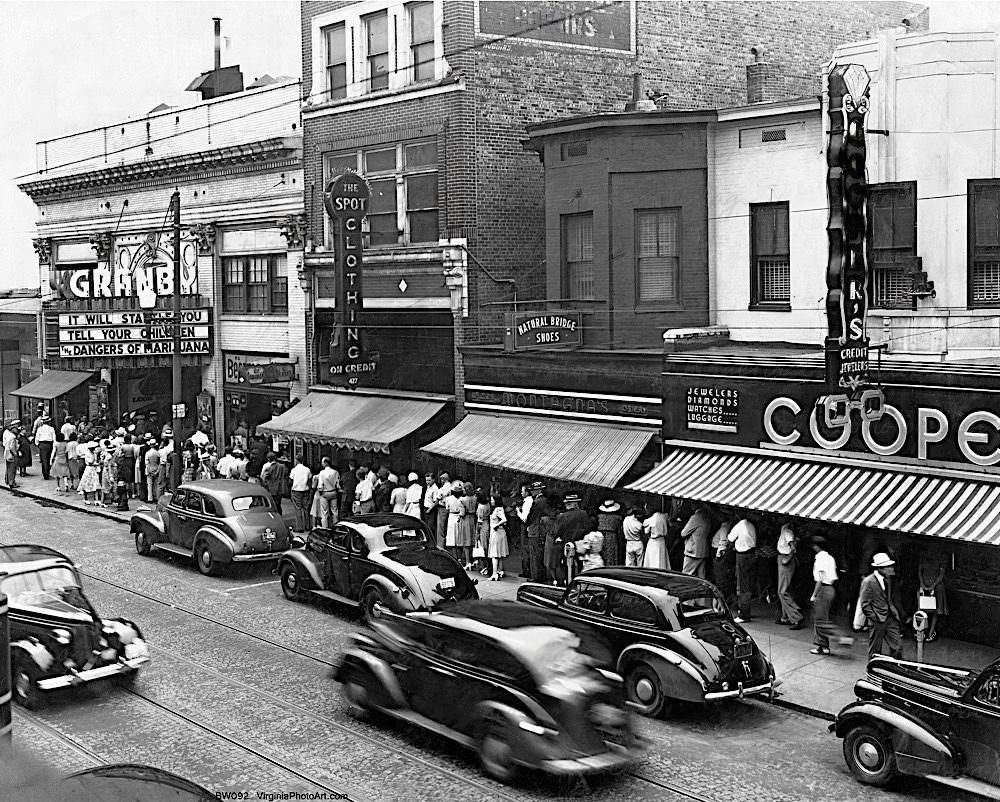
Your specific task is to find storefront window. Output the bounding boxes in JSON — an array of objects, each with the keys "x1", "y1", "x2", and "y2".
[{"x1": 222, "y1": 255, "x2": 288, "y2": 314}]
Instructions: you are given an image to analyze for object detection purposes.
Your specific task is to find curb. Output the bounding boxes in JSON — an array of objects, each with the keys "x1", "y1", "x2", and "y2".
[
  {"x1": 4, "y1": 485, "x2": 131, "y2": 526},
  {"x1": 771, "y1": 695, "x2": 836, "y2": 722}
]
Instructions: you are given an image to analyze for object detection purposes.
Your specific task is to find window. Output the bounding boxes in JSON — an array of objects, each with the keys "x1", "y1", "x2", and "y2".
[
  {"x1": 608, "y1": 588, "x2": 659, "y2": 625},
  {"x1": 636, "y1": 208, "x2": 680, "y2": 304},
  {"x1": 563, "y1": 213, "x2": 595, "y2": 300},
  {"x1": 185, "y1": 493, "x2": 204, "y2": 513},
  {"x1": 868, "y1": 182, "x2": 916, "y2": 308},
  {"x1": 970, "y1": 180, "x2": 1000, "y2": 306},
  {"x1": 565, "y1": 581, "x2": 607, "y2": 614},
  {"x1": 750, "y1": 202, "x2": 790, "y2": 307},
  {"x1": 409, "y1": 2, "x2": 435, "y2": 82},
  {"x1": 323, "y1": 23, "x2": 348, "y2": 100},
  {"x1": 364, "y1": 11, "x2": 389, "y2": 91},
  {"x1": 171, "y1": 489, "x2": 187, "y2": 508},
  {"x1": 974, "y1": 675, "x2": 1000, "y2": 709},
  {"x1": 231, "y1": 495, "x2": 273, "y2": 512},
  {"x1": 560, "y1": 141, "x2": 589, "y2": 160},
  {"x1": 222, "y1": 255, "x2": 288, "y2": 314},
  {"x1": 324, "y1": 140, "x2": 439, "y2": 247}
]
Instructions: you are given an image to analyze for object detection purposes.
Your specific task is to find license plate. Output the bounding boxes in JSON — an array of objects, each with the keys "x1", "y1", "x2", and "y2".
[
  {"x1": 734, "y1": 642, "x2": 753, "y2": 659},
  {"x1": 440, "y1": 577, "x2": 455, "y2": 590}
]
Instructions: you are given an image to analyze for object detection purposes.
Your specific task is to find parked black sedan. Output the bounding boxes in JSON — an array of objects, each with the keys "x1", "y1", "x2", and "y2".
[
  {"x1": 333, "y1": 599, "x2": 638, "y2": 783},
  {"x1": 278, "y1": 514, "x2": 477, "y2": 619},
  {"x1": 0, "y1": 545, "x2": 149, "y2": 709},
  {"x1": 517, "y1": 568, "x2": 777, "y2": 717}
]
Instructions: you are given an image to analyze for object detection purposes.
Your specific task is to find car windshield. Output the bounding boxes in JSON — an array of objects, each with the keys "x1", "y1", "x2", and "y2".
[
  {"x1": 490, "y1": 625, "x2": 598, "y2": 696},
  {"x1": 1, "y1": 566, "x2": 88, "y2": 615},
  {"x1": 672, "y1": 585, "x2": 729, "y2": 625},
  {"x1": 232, "y1": 495, "x2": 272, "y2": 512},
  {"x1": 383, "y1": 527, "x2": 428, "y2": 548}
]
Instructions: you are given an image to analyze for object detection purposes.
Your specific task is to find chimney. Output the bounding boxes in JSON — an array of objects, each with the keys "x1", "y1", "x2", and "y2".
[
  {"x1": 746, "y1": 46, "x2": 783, "y2": 104},
  {"x1": 213, "y1": 17, "x2": 222, "y2": 72},
  {"x1": 624, "y1": 72, "x2": 657, "y2": 112}
]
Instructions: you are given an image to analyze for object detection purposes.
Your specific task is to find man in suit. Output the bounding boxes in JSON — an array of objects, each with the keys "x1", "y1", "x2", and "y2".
[
  {"x1": 859, "y1": 552, "x2": 903, "y2": 660},
  {"x1": 680, "y1": 505, "x2": 712, "y2": 578}
]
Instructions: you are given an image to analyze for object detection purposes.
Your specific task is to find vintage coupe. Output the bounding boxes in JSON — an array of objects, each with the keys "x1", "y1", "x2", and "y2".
[
  {"x1": 278, "y1": 514, "x2": 477, "y2": 618},
  {"x1": 130, "y1": 479, "x2": 291, "y2": 576},
  {"x1": 0, "y1": 545, "x2": 149, "y2": 709},
  {"x1": 832, "y1": 655, "x2": 1000, "y2": 798},
  {"x1": 517, "y1": 568, "x2": 777, "y2": 717},
  {"x1": 334, "y1": 600, "x2": 638, "y2": 782}
]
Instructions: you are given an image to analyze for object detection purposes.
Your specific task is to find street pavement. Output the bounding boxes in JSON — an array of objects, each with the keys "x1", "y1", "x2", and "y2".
[
  {"x1": 5, "y1": 467, "x2": 996, "y2": 717},
  {"x1": 0, "y1": 488, "x2": 985, "y2": 801}
]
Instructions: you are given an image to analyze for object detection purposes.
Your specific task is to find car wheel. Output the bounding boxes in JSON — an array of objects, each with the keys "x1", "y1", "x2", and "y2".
[
  {"x1": 844, "y1": 724, "x2": 897, "y2": 787},
  {"x1": 342, "y1": 673, "x2": 373, "y2": 717},
  {"x1": 625, "y1": 663, "x2": 671, "y2": 718},
  {"x1": 134, "y1": 528, "x2": 151, "y2": 556},
  {"x1": 280, "y1": 564, "x2": 303, "y2": 602},
  {"x1": 195, "y1": 540, "x2": 220, "y2": 576},
  {"x1": 360, "y1": 586, "x2": 387, "y2": 623},
  {"x1": 478, "y1": 724, "x2": 518, "y2": 783},
  {"x1": 11, "y1": 654, "x2": 42, "y2": 710}
]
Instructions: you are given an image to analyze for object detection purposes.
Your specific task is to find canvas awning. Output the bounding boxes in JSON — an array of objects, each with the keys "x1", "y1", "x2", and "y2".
[
  {"x1": 9, "y1": 370, "x2": 93, "y2": 400},
  {"x1": 627, "y1": 445, "x2": 1000, "y2": 546},
  {"x1": 421, "y1": 412, "x2": 655, "y2": 488},
  {"x1": 256, "y1": 390, "x2": 446, "y2": 452}
]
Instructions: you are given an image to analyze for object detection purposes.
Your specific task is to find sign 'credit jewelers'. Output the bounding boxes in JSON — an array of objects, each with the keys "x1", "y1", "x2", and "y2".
[{"x1": 324, "y1": 172, "x2": 376, "y2": 387}]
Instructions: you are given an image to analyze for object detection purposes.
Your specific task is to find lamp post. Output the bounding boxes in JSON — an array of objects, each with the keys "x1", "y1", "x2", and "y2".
[{"x1": 171, "y1": 190, "x2": 183, "y2": 490}]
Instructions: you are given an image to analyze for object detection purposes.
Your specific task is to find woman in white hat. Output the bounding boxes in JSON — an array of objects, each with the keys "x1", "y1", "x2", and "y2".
[
  {"x1": 77, "y1": 441, "x2": 102, "y2": 505},
  {"x1": 597, "y1": 499, "x2": 624, "y2": 566},
  {"x1": 403, "y1": 472, "x2": 423, "y2": 518}
]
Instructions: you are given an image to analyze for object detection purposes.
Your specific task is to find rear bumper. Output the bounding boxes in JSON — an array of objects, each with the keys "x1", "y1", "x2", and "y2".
[
  {"x1": 704, "y1": 680, "x2": 776, "y2": 701},
  {"x1": 37, "y1": 653, "x2": 149, "y2": 690},
  {"x1": 540, "y1": 745, "x2": 635, "y2": 775}
]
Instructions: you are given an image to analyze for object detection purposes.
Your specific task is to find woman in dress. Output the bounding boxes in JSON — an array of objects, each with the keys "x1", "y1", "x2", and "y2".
[
  {"x1": 435, "y1": 473, "x2": 451, "y2": 550},
  {"x1": 16, "y1": 427, "x2": 31, "y2": 478},
  {"x1": 181, "y1": 441, "x2": 198, "y2": 484},
  {"x1": 458, "y1": 482, "x2": 478, "y2": 570},
  {"x1": 50, "y1": 432, "x2": 71, "y2": 493},
  {"x1": 475, "y1": 488, "x2": 491, "y2": 576},
  {"x1": 78, "y1": 441, "x2": 102, "y2": 505},
  {"x1": 596, "y1": 499, "x2": 624, "y2": 567},
  {"x1": 117, "y1": 434, "x2": 137, "y2": 499},
  {"x1": 488, "y1": 493, "x2": 509, "y2": 581},
  {"x1": 918, "y1": 550, "x2": 949, "y2": 642},
  {"x1": 99, "y1": 440, "x2": 117, "y2": 507},
  {"x1": 444, "y1": 483, "x2": 465, "y2": 561},
  {"x1": 541, "y1": 495, "x2": 561, "y2": 583}
]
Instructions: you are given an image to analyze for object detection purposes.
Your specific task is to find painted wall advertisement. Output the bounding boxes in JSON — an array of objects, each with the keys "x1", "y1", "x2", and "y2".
[{"x1": 478, "y1": 1, "x2": 633, "y2": 51}]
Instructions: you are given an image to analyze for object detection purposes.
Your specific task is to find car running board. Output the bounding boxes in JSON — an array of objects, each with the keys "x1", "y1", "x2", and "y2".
[
  {"x1": 382, "y1": 707, "x2": 475, "y2": 750},
  {"x1": 151, "y1": 542, "x2": 193, "y2": 558},
  {"x1": 310, "y1": 588, "x2": 359, "y2": 607},
  {"x1": 925, "y1": 774, "x2": 1000, "y2": 800}
]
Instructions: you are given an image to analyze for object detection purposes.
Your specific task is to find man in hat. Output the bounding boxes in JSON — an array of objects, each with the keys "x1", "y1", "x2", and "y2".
[
  {"x1": 554, "y1": 492, "x2": 590, "y2": 585},
  {"x1": 30, "y1": 403, "x2": 45, "y2": 438},
  {"x1": 3, "y1": 421, "x2": 19, "y2": 489},
  {"x1": 680, "y1": 505, "x2": 712, "y2": 578},
  {"x1": 859, "y1": 552, "x2": 903, "y2": 660},
  {"x1": 34, "y1": 415, "x2": 56, "y2": 480},
  {"x1": 143, "y1": 435, "x2": 162, "y2": 503},
  {"x1": 522, "y1": 481, "x2": 549, "y2": 582}
]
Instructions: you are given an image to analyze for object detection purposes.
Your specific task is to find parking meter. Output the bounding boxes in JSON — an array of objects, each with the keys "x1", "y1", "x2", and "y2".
[{"x1": 913, "y1": 610, "x2": 929, "y2": 663}]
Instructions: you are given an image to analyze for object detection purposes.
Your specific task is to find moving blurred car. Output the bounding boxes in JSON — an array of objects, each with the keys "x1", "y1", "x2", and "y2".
[
  {"x1": 517, "y1": 567, "x2": 777, "y2": 717},
  {"x1": 832, "y1": 655, "x2": 1000, "y2": 796},
  {"x1": 333, "y1": 599, "x2": 638, "y2": 782},
  {"x1": 0, "y1": 544, "x2": 149, "y2": 709},
  {"x1": 277, "y1": 514, "x2": 477, "y2": 619},
  {"x1": 130, "y1": 479, "x2": 290, "y2": 576}
]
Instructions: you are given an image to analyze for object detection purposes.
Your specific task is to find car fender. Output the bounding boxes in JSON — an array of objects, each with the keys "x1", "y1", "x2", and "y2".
[
  {"x1": 130, "y1": 509, "x2": 165, "y2": 540},
  {"x1": 338, "y1": 649, "x2": 407, "y2": 709},
  {"x1": 11, "y1": 639, "x2": 54, "y2": 673},
  {"x1": 103, "y1": 617, "x2": 142, "y2": 645},
  {"x1": 362, "y1": 573, "x2": 421, "y2": 614},
  {"x1": 834, "y1": 701, "x2": 957, "y2": 776},
  {"x1": 278, "y1": 550, "x2": 323, "y2": 591},
  {"x1": 193, "y1": 526, "x2": 234, "y2": 563},
  {"x1": 617, "y1": 644, "x2": 707, "y2": 703}
]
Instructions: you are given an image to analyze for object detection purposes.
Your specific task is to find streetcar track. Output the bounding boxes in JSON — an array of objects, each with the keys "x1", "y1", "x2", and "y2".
[
  {"x1": 13, "y1": 706, "x2": 107, "y2": 767},
  {"x1": 629, "y1": 770, "x2": 718, "y2": 802}
]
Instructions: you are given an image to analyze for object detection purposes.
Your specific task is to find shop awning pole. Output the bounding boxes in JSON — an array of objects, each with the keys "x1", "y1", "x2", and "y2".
[{"x1": 171, "y1": 190, "x2": 182, "y2": 490}]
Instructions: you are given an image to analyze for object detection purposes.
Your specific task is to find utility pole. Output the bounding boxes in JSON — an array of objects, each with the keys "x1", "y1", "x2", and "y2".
[{"x1": 171, "y1": 190, "x2": 183, "y2": 490}]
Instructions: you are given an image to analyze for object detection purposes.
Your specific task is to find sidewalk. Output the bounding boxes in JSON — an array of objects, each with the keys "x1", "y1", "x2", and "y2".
[{"x1": 4, "y1": 468, "x2": 997, "y2": 718}]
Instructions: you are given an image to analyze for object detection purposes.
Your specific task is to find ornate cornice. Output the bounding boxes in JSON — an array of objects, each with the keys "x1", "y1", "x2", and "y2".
[
  {"x1": 278, "y1": 213, "x2": 307, "y2": 249},
  {"x1": 32, "y1": 237, "x2": 52, "y2": 264},
  {"x1": 188, "y1": 222, "x2": 218, "y2": 255},
  {"x1": 19, "y1": 136, "x2": 302, "y2": 200},
  {"x1": 89, "y1": 231, "x2": 112, "y2": 261}
]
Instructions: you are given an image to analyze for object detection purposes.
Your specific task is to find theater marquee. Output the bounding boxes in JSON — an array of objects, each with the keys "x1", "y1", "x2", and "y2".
[{"x1": 57, "y1": 308, "x2": 212, "y2": 359}]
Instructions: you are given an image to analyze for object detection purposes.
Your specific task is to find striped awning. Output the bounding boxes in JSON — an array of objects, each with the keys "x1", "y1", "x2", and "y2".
[
  {"x1": 421, "y1": 413, "x2": 654, "y2": 489},
  {"x1": 627, "y1": 447, "x2": 1000, "y2": 546}
]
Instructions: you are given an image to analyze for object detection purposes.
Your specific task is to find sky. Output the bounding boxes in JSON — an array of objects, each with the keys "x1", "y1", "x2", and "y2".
[{"x1": 3, "y1": 0, "x2": 1000, "y2": 291}]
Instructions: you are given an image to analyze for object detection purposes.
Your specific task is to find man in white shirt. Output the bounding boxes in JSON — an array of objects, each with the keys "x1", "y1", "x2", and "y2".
[
  {"x1": 216, "y1": 447, "x2": 237, "y2": 480},
  {"x1": 809, "y1": 536, "x2": 854, "y2": 655},
  {"x1": 727, "y1": 517, "x2": 757, "y2": 622},
  {"x1": 622, "y1": 507, "x2": 645, "y2": 567},
  {"x1": 422, "y1": 471, "x2": 439, "y2": 532},
  {"x1": 288, "y1": 455, "x2": 312, "y2": 532},
  {"x1": 60, "y1": 416, "x2": 77, "y2": 442},
  {"x1": 316, "y1": 456, "x2": 341, "y2": 528},
  {"x1": 34, "y1": 416, "x2": 57, "y2": 480},
  {"x1": 776, "y1": 523, "x2": 804, "y2": 629},
  {"x1": 354, "y1": 467, "x2": 374, "y2": 514},
  {"x1": 3, "y1": 423, "x2": 19, "y2": 488},
  {"x1": 189, "y1": 425, "x2": 210, "y2": 449}
]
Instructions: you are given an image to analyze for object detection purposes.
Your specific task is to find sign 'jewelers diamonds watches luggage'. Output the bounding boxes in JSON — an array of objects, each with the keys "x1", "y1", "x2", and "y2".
[{"x1": 324, "y1": 171, "x2": 376, "y2": 387}]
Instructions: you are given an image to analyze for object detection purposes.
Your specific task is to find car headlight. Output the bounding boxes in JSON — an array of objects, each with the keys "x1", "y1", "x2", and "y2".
[
  {"x1": 51, "y1": 628, "x2": 72, "y2": 646},
  {"x1": 721, "y1": 681, "x2": 730, "y2": 691}
]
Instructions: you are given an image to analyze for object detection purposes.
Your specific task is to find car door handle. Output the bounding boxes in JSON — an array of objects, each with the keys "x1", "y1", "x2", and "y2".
[
  {"x1": 341, "y1": 556, "x2": 349, "y2": 562},
  {"x1": 429, "y1": 666, "x2": 455, "y2": 677}
]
